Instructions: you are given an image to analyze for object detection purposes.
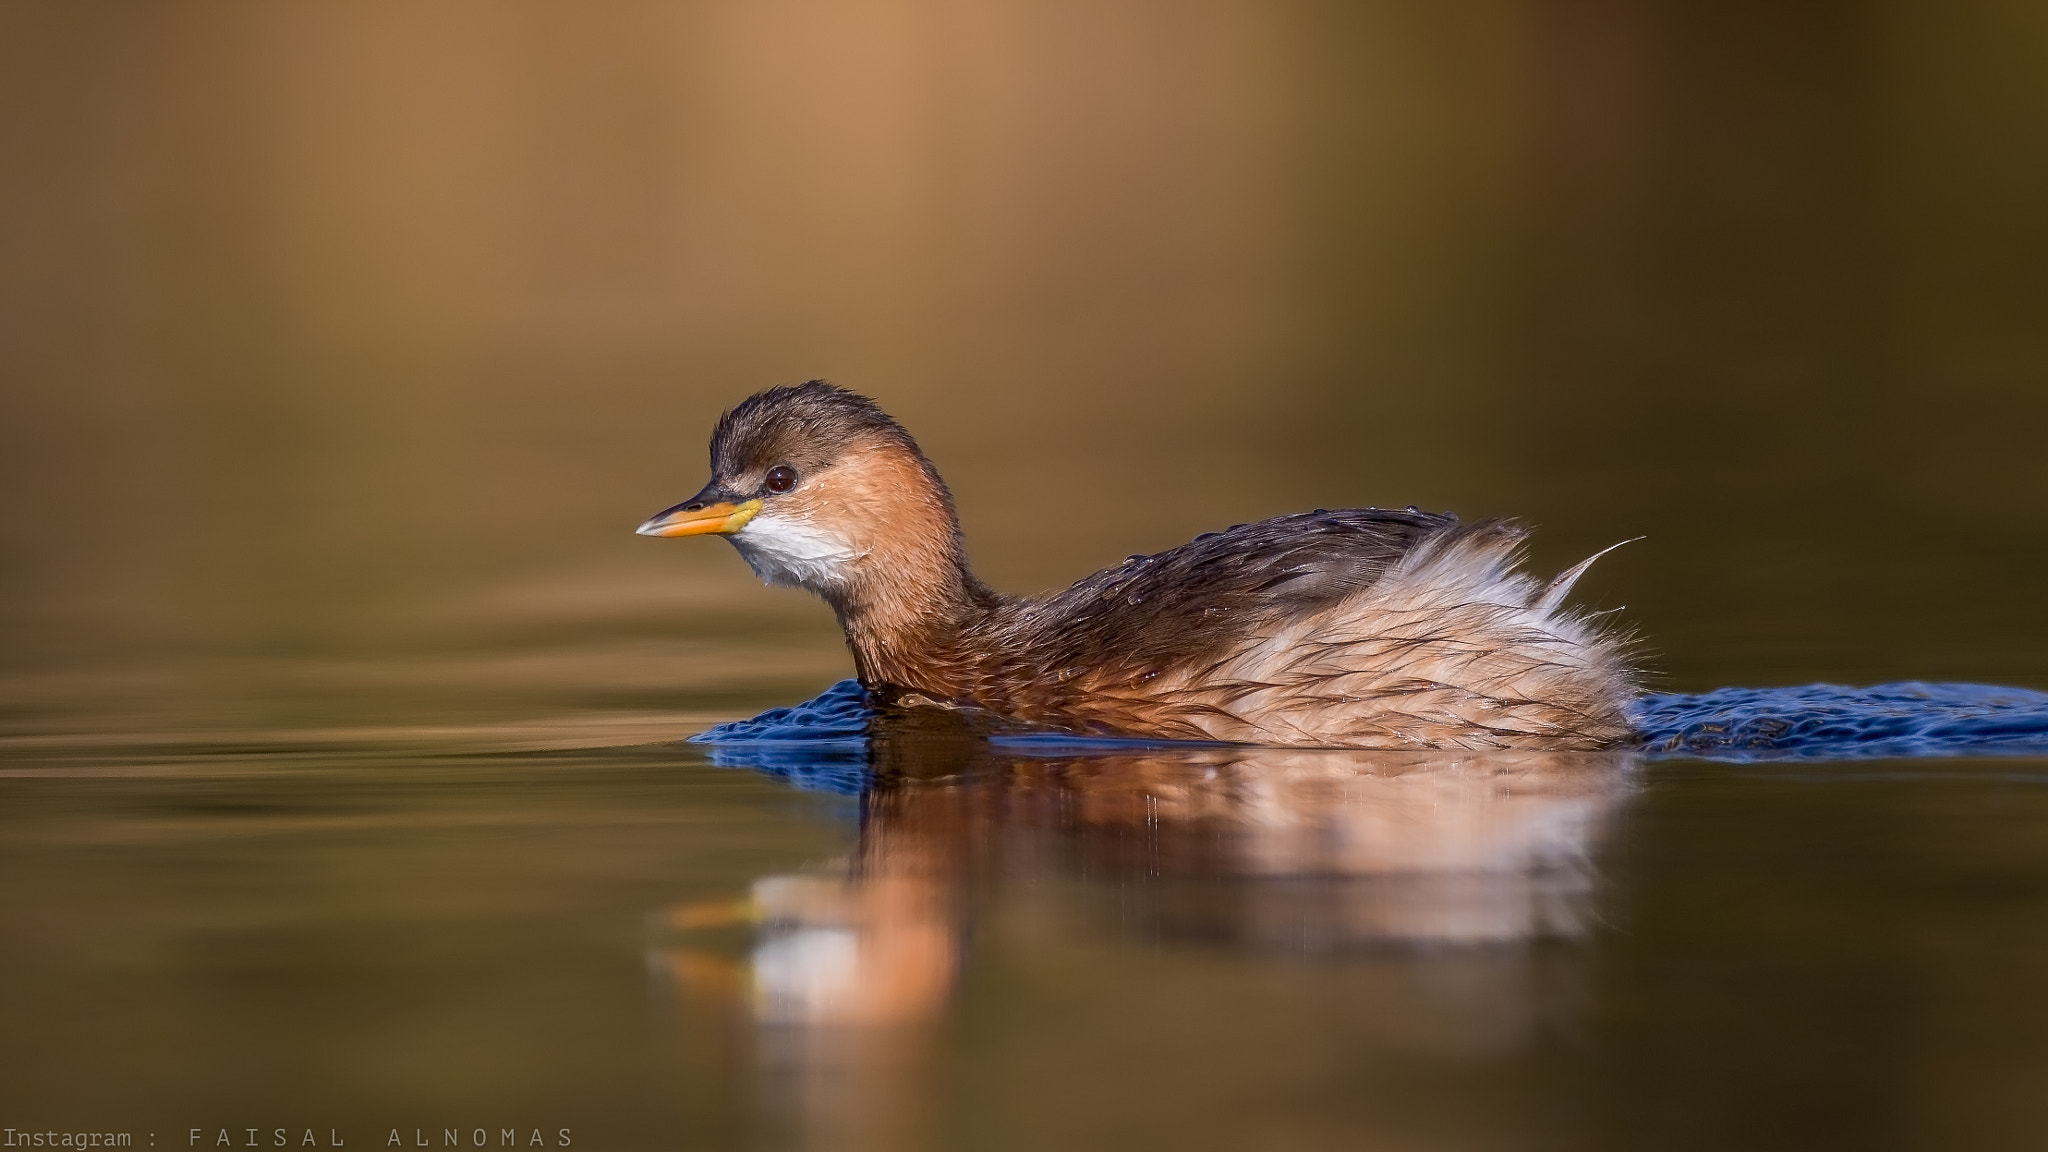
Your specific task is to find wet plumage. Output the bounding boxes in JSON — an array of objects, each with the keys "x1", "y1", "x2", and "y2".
[{"x1": 639, "y1": 381, "x2": 1638, "y2": 750}]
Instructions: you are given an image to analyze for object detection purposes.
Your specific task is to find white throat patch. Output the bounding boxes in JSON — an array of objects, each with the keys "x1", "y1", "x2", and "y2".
[{"x1": 729, "y1": 512, "x2": 865, "y2": 591}]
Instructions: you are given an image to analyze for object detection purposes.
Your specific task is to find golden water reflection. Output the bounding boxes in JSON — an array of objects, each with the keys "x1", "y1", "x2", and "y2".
[{"x1": 657, "y1": 742, "x2": 1632, "y2": 1149}]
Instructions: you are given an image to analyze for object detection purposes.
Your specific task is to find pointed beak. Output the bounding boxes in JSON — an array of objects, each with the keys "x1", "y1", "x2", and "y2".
[{"x1": 636, "y1": 495, "x2": 763, "y2": 538}]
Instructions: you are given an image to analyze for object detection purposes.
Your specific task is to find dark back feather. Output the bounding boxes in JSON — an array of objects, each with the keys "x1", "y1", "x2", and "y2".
[{"x1": 1011, "y1": 508, "x2": 1504, "y2": 673}]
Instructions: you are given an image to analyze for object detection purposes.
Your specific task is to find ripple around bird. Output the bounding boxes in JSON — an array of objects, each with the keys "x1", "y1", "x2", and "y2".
[{"x1": 691, "y1": 679, "x2": 2048, "y2": 792}]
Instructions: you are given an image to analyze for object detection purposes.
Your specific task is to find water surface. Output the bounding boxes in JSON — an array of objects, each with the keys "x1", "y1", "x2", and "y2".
[{"x1": 9, "y1": 721, "x2": 2048, "y2": 1151}]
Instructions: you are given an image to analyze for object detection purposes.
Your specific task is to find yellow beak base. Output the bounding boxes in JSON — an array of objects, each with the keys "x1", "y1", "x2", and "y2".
[{"x1": 636, "y1": 498, "x2": 763, "y2": 538}]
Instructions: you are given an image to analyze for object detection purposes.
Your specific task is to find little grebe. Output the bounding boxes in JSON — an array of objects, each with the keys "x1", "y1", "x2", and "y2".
[{"x1": 638, "y1": 382, "x2": 1637, "y2": 749}]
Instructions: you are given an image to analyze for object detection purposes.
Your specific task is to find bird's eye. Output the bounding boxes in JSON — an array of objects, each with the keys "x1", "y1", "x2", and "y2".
[{"x1": 764, "y1": 465, "x2": 798, "y2": 494}]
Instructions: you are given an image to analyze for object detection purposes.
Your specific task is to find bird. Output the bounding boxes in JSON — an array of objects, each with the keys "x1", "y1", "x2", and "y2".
[{"x1": 637, "y1": 381, "x2": 1638, "y2": 750}]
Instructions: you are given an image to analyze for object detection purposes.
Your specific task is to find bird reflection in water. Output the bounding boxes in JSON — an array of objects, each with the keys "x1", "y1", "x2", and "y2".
[{"x1": 651, "y1": 705, "x2": 1637, "y2": 1150}]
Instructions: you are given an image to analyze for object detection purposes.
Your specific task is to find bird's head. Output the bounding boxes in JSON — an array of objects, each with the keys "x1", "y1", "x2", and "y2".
[{"x1": 637, "y1": 381, "x2": 963, "y2": 600}]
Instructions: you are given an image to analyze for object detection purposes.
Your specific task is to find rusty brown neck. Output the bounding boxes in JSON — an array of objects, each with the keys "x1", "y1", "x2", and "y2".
[{"x1": 825, "y1": 531, "x2": 1007, "y2": 702}]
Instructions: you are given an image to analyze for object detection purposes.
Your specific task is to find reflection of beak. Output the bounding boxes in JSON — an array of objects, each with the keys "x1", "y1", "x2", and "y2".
[{"x1": 636, "y1": 497, "x2": 763, "y2": 537}]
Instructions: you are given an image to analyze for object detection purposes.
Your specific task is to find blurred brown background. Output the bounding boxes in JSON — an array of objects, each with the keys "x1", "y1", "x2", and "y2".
[{"x1": 3, "y1": 0, "x2": 2045, "y2": 737}]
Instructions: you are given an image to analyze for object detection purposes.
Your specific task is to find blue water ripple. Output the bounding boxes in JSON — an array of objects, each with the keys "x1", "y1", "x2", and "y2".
[
  {"x1": 1630, "y1": 681, "x2": 2048, "y2": 761},
  {"x1": 691, "y1": 678, "x2": 2048, "y2": 781}
]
